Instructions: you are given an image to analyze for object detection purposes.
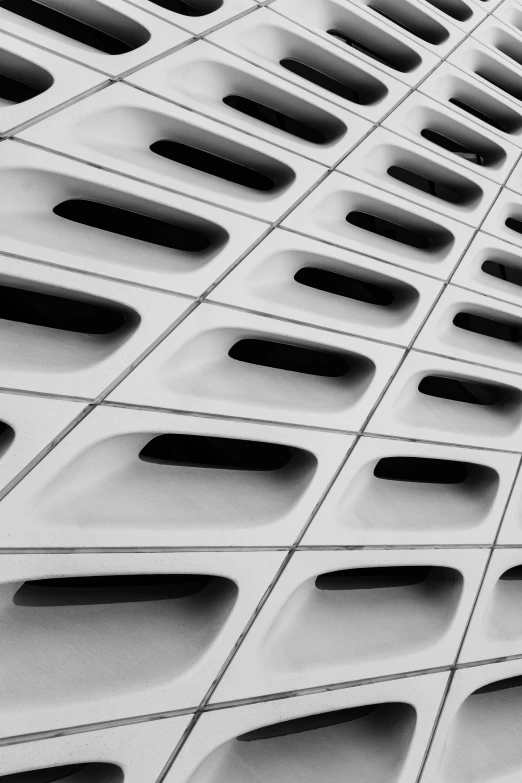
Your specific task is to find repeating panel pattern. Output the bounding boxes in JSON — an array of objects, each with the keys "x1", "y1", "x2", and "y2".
[{"x1": 0, "y1": 0, "x2": 521, "y2": 781}]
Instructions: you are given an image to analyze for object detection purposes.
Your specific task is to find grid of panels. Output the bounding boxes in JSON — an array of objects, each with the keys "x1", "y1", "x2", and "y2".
[{"x1": 0, "y1": 0, "x2": 522, "y2": 781}]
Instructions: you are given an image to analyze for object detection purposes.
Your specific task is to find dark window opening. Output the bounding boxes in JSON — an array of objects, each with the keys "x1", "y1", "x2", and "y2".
[
  {"x1": 0, "y1": 72, "x2": 41, "y2": 103},
  {"x1": 448, "y1": 97, "x2": 510, "y2": 134},
  {"x1": 475, "y1": 69, "x2": 522, "y2": 103},
  {"x1": 387, "y1": 165, "x2": 468, "y2": 204},
  {"x1": 150, "y1": 139, "x2": 277, "y2": 192},
  {"x1": 0, "y1": 764, "x2": 124, "y2": 783},
  {"x1": 424, "y1": 0, "x2": 472, "y2": 21},
  {"x1": 374, "y1": 457, "x2": 470, "y2": 483},
  {"x1": 418, "y1": 375, "x2": 501, "y2": 405},
  {"x1": 347, "y1": 211, "x2": 432, "y2": 250},
  {"x1": 53, "y1": 199, "x2": 212, "y2": 253},
  {"x1": 223, "y1": 94, "x2": 328, "y2": 145},
  {"x1": 453, "y1": 311, "x2": 522, "y2": 343},
  {"x1": 228, "y1": 339, "x2": 350, "y2": 377},
  {"x1": 482, "y1": 260, "x2": 522, "y2": 288},
  {"x1": 237, "y1": 706, "x2": 378, "y2": 741},
  {"x1": 0, "y1": 283, "x2": 131, "y2": 335},
  {"x1": 0, "y1": 50, "x2": 53, "y2": 105},
  {"x1": 420, "y1": 129, "x2": 487, "y2": 166},
  {"x1": 315, "y1": 566, "x2": 432, "y2": 590},
  {"x1": 146, "y1": 0, "x2": 222, "y2": 16},
  {"x1": 368, "y1": 4, "x2": 449, "y2": 45},
  {"x1": 294, "y1": 266, "x2": 395, "y2": 306},
  {"x1": 326, "y1": 29, "x2": 419, "y2": 74},
  {"x1": 505, "y1": 217, "x2": 522, "y2": 237},
  {"x1": 280, "y1": 56, "x2": 385, "y2": 105},
  {"x1": 500, "y1": 566, "x2": 522, "y2": 581},
  {"x1": 0, "y1": 0, "x2": 149, "y2": 54},
  {"x1": 13, "y1": 574, "x2": 213, "y2": 607},
  {"x1": 228, "y1": 339, "x2": 350, "y2": 378},
  {"x1": 0, "y1": 422, "x2": 14, "y2": 459},
  {"x1": 139, "y1": 434, "x2": 293, "y2": 471},
  {"x1": 474, "y1": 676, "x2": 522, "y2": 695}
]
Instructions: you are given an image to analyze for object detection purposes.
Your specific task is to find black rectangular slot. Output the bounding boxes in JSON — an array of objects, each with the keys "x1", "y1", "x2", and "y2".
[
  {"x1": 147, "y1": 0, "x2": 219, "y2": 16},
  {"x1": 0, "y1": 422, "x2": 14, "y2": 458},
  {"x1": 237, "y1": 706, "x2": 377, "y2": 741},
  {"x1": 505, "y1": 217, "x2": 522, "y2": 237},
  {"x1": 474, "y1": 676, "x2": 522, "y2": 695},
  {"x1": 374, "y1": 457, "x2": 470, "y2": 483},
  {"x1": 280, "y1": 56, "x2": 385, "y2": 105},
  {"x1": 0, "y1": 73, "x2": 40, "y2": 104},
  {"x1": 13, "y1": 574, "x2": 212, "y2": 607},
  {"x1": 228, "y1": 339, "x2": 350, "y2": 377},
  {"x1": 326, "y1": 28, "x2": 420, "y2": 74},
  {"x1": 0, "y1": 0, "x2": 149, "y2": 55},
  {"x1": 418, "y1": 375, "x2": 501, "y2": 405},
  {"x1": 420, "y1": 128, "x2": 487, "y2": 166},
  {"x1": 315, "y1": 566, "x2": 432, "y2": 590},
  {"x1": 139, "y1": 434, "x2": 293, "y2": 471},
  {"x1": 475, "y1": 68, "x2": 522, "y2": 103},
  {"x1": 294, "y1": 266, "x2": 395, "y2": 306},
  {"x1": 424, "y1": 0, "x2": 472, "y2": 20},
  {"x1": 1, "y1": 764, "x2": 124, "y2": 782},
  {"x1": 346, "y1": 211, "x2": 432, "y2": 250},
  {"x1": 368, "y1": 3, "x2": 449, "y2": 44},
  {"x1": 53, "y1": 199, "x2": 212, "y2": 253},
  {"x1": 448, "y1": 97, "x2": 511, "y2": 134},
  {"x1": 482, "y1": 260, "x2": 522, "y2": 288},
  {"x1": 387, "y1": 165, "x2": 468, "y2": 204},
  {"x1": 0, "y1": 52, "x2": 54, "y2": 108},
  {"x1": 222, "y1": 95, "x2": 327, "y2": 144},
  {"x1": 453, "y1": 312, "x2": 522, "y2": 343},
  {"x1": 500, "y1": 566, "x2": 522, "y2": 581},
  {"x1": 0, "y1": 283, "x2": 130, "y2": 335},
  {"x1": 150, "y1": 139, "x2": 276, "y2": 192}
]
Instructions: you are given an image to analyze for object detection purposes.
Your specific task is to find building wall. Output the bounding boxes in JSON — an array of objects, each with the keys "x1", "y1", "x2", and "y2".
[{"x1": 0, "y1": 0, "x2": 520, "y2": 781}]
